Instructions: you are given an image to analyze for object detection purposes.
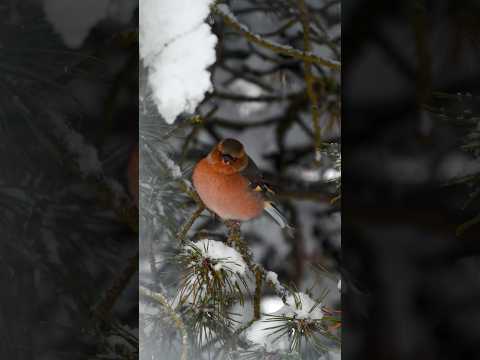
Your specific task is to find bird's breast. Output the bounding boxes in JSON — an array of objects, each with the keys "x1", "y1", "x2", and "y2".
[{"x1": 193, "y1": 159, "x2": 264, "y2": 221}]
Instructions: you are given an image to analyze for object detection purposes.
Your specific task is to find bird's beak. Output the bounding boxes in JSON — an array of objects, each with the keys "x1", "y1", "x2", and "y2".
[{"x1": 222, "y1": 154, "x2": 234, "y2": 164}]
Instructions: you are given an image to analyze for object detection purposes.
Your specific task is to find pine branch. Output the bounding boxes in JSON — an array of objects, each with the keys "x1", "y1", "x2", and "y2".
[
  {"x1": 50, "y1": 115, "x2": 139, "y2": 232},
  {"x1": 254, "y1": 267, "x2": 263, "y2": 320},
  {"x1": 223, "y1": 220, "x2": 290, "y2": 303},
  {"x1": 94, "y1": 251, "x2": 139, "y2": 321},
  {"x1": 213, "y1": 4, "x2": 340, "y2": 70},
  {"x1": 298, "y1": 0, "x2": 323, "y2": 162},
  {"x1": 140, "y1": 287, "x2": 189, "y2": 360},
  {"x1": 457, "y1": 213, "x2": 480, "y2": 237},
  {"x1": 177, "y1": 203, "x2": 206, "y2": 244},
  {"x1": 214, "y1": 91, "x2": 301, "y2": 102}
]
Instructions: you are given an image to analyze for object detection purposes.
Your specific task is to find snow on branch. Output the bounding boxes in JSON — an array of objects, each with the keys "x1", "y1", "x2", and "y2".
[
  {"x1": 283, "y1": 292, "x2": 324, "y2": 320},
  {"x1": 50, "y1": 114, "x2": 138, "y2": 231},
  {"x1": 213, "y1": 4, "x2": 341, "y2": 70},
  {"x1": 188, "y1": 239, "x2": 247, "y2": 275},
  {"x1": 245, "y1": 292, "x2": 326, "y2": 352},
  {"x1": 176, "y1": 239, "x2": 249, "y2": 307},
  {"x1": 140, "y1": 0, "x2": 218, "y2": 124},
  {"x1": 50, "y1": 114, "x2": 102, "y2": 178},
  {"x1": 43, "y1": 0, "x2": 138, "y2": 48},
  {"x1": 140, "y1": 287, "x2": 189, "y2": 360}
]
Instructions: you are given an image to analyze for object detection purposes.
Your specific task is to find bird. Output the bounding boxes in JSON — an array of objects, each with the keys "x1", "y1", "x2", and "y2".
[{"x1": 192, "y1": 138, "x2": 291, "y2": 229}]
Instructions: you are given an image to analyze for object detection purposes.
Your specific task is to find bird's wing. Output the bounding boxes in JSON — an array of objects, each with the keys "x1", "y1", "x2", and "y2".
[
  {"x1": 240, "y1": 156, "x2": 276, "y2": 199},
  {"x1": 241, "y1": 156, "x2": 294, "y2": 234}
]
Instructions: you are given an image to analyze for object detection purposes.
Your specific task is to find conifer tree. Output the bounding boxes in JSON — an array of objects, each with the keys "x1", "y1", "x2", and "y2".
[
  {"x1": 0, "y1": 1, "x2": 139, "y2": 358},
  {"x1": 139, "y1": 1, "x2": 342, "y2": 359}
]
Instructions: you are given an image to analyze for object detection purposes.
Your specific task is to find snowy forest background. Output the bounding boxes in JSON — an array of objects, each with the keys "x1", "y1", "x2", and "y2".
[
  {"x1": 343, "y1": 1, "x2": 480, "y2": 359},
  {"x1": 139, "y1": 0, "x2": 341, "y2": 359},
  {"x1": 3, "y1": 0, "x2": 480, "y2": 359},
  {"x1": 1, "y1": 1, "x2": 139, "y2": 359}
]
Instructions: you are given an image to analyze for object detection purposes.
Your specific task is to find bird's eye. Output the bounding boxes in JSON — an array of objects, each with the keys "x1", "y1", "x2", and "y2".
[{"x1": 222, "y1": 154, "x2": 235, "y2": 164}]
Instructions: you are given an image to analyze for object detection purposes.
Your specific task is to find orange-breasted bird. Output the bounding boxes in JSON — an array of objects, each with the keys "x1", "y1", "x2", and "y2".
[{"x1": 192, "y1": 138, "x2": 291, "y2": 229}]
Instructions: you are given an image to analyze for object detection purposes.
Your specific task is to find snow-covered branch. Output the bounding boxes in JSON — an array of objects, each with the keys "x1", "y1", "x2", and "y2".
[
  {"x1": 213, "y1": 4, "x2": 341, "y2": 70},
  {"x1": 140, "y1": 0, "x2": 218, "y2": 124}
]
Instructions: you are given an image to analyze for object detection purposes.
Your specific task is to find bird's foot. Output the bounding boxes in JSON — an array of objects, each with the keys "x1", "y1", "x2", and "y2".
[
  {"x1": 223, "y1": 219, "x2": 241, "y2": 247},
  {"x1": 224, "y1": 219, "x2": 241, "y2": 229}
]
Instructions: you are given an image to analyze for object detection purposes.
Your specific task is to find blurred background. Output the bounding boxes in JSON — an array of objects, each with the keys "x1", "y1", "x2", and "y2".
[
  {"x1": 0, "y1": 1, "x2": 138, "y2": 359},
  {"x1": 7, "y1": 1, "x2": 479, "y2": 359},
  {"x1": 343, "y1": 0, "x2": 480, "y2": 359},
  {"x1": 139, "y1": 0, "x2": 341, "y2": 359}
]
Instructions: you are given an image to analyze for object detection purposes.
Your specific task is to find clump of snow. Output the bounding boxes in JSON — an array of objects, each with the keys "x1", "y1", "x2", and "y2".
[
  {"x1": 175, "y1": 240, "x2": 248, "y2": 307},
  {"x1": 51, "y1": 115, "x2": 102, "y2": 177},
  {"x1": 157, "y1": 149, "x2": 182, "y2": 179},
  {"x1": 230, "y1": 79, "x2": 267, "y2": 117},
  {"x1": 283, "y1": 292, "x2": 324, "y2": 320},
  {"x1": 323, "y1": 168, "x2": 341, "y2": 181},
  {"x1": 216, "y1": 4, "x2": 234, "y2": 18},
  {"x1": 215, "y1": 4, "x2": 250, "y2": 33},
  {"x1": 140, "y1": 0, "x2": 218, "y2": 124},
  {"x1": 437, "y1": 152, "x2": 480, "y2": 181},
  {"x1": 266, "y1": 271, "x2": 280, "y2": 287},
  {"x1": 299, "y1": 167, "x2": 323, "y2": 182},
  {"x1": 328, "y1": 23, "x2": 342, "y2": 40},
  {"x1": 245, "y1": 292, "x2": 323, "y2": 351},
  {"x1": 43, "y1": 0, "x2": 138, "y2": 48},
  {"x1": 261, "y1": 296, "x2": 284, "y2": 314},
  {"x1": 190, "y1": 239, "x2": 247, "y2": 275},
  {"x1": 43, "y1": 0, "x2": 110, "y2": 48},
  {"x1": 319, "y1": 350, "x2": 342, "y2": 360},
  {"x1": 105, "y1": 178, "x2": 129, "y2": 206},
  {"x1": 245, "y1": 314, "x2": 290, "y2": 352}
]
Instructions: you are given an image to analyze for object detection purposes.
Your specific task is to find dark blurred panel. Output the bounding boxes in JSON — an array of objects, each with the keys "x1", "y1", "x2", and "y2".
[
  {"x1": 343, "y1": 0, "x2": 480, "y2": 359},
  {"x1": 0, "y1": 1, "x2": 138, "y2": 359}
]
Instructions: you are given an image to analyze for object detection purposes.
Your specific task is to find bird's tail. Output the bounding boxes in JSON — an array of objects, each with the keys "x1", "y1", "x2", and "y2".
[{"x1": 264, "y1": 202, "x2": 295, "y2": 235}]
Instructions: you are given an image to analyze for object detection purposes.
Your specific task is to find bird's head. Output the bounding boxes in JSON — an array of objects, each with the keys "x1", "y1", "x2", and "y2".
[{"x1": 208, "y1": 138, "x2": 248, "y2": 174}]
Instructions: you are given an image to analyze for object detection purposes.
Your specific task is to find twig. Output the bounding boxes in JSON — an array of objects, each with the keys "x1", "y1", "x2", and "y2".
[
  {"x1": 214, "y1": 91, "x2": 300, "y2": 102},
  {"x1": 220, "y1": 63, "x2": 275, "y2": 92},
  {"x1": 177, "y1": 180, "x2": 197, "y2": 199},
  {"x1": 223, "y1": 221, "x2": 271, "y2": 317},
  {"x1": 140, "y1": 287, "x2": 189, "y2": 360},
  {"x1": 224, "y1": 220, "x2": 244, "y2": 253},
  {"x1": 94, "y1": 251, "x2": 139, "y2": 321},
  {"x1": 260, "y1": 265, "x2": 289, "y2": 303},
  {"x1": 179, "y1": 116, "x2": 204, "y2": 165},
  {"x1": 258, "y1": 18, "x2": 297, "y2": 37},
  {"x1": 149, "y1": 238, "x2": 159, "y2": 289},
  {"x1": 457, "y1": 213, "x2": 480, "y2": 237},
  {"x1": 99, "y1": 181, "x2": 139, "y2": 233},
  {"x1": 179, "y1": 106, "x2": 218, "y2": 166},
  {"x1": 223, "y1": 220, "x2": 292, "y2": 306},
  {"x1": 212, "y1": 116, "x2": 280, "y2": 130},
  {"x1": 286, "y1": 203, "x2": 305, "y2": 283},
  {"x1": 254, "y1": 268, "x2": 262, "y2": 320},
  {"x1": 177, "y1": 203, "x2": 206, "y2": 244},
  {"x1": 224, "y1": 221, "x2": 256, "y2": 268},
  {"x1": 298, "y1": 0, "x2": 323, "y2": 162},
  {"x1": 213, "y1": 4, "x2": 340, "y2": 70}
]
